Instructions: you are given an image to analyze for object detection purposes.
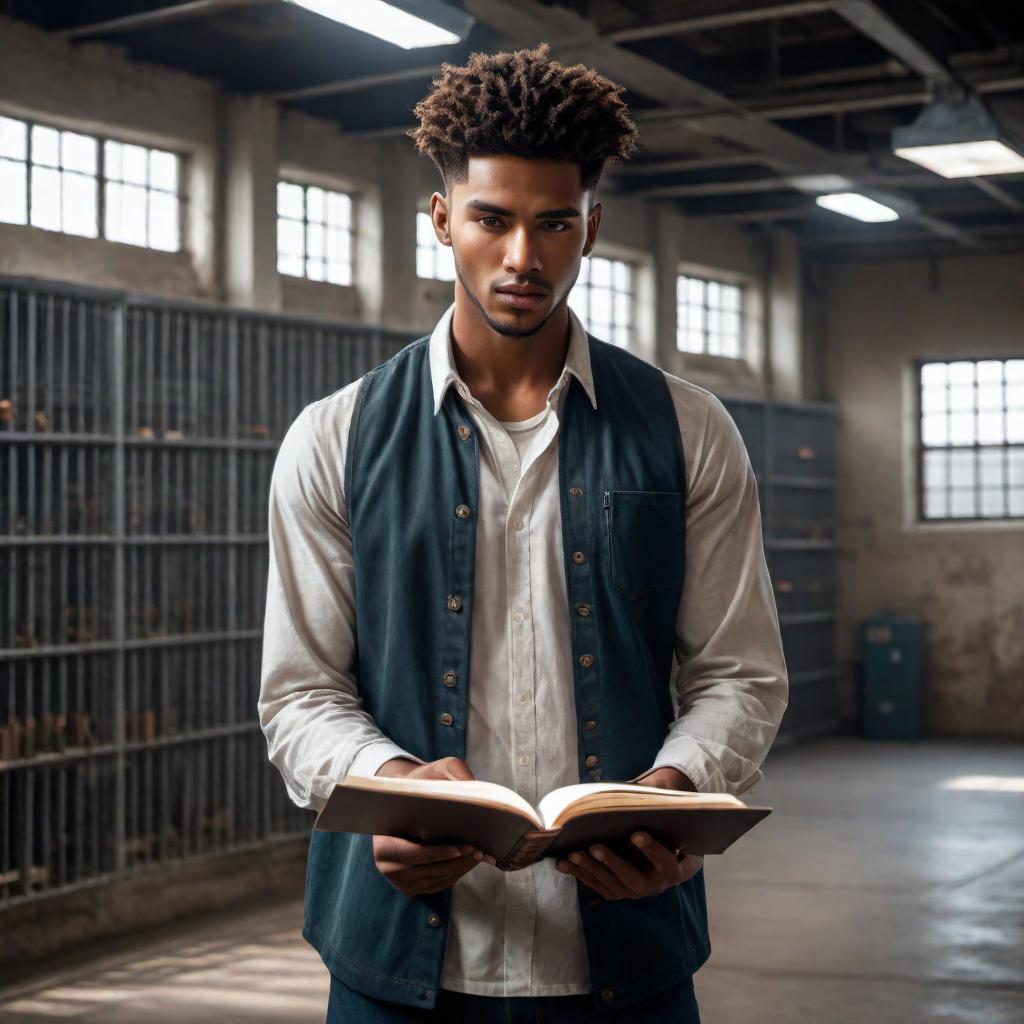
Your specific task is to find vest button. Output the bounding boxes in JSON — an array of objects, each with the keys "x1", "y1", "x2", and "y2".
[
  {"x1": 590, "y1": 768, "x2": 602, "y2": 780},
  {"x1": 426, "y1": 912, "x2": 442, "y2": 928},
  {"x1": 585, "y1": 755, "x2": 599, "y2": 768},
  {"x1": 569, "y1": 486, "x2": 583, "y2": 497},
  {"x1": 442, "y1": 671, "x2": 457, "y2": 687},
  {"x1": 455, "y1": 504, "x2": 471, "y2": 519},
  {"x1": 576, "y1": 604, "x2": 591, "y2": 617},
  {"x1": 571, "y1": 550, "x2": 586, "y2": 565},
  {"x1": 440, "y1": 712, "x2": 453, "y2": 726},
  {"x1": 457, "y1": 425, "x2": 471, "y2": 441},
  {"x1": 579, "y1": 654, "x2": 594, "y2": 668},
  {"x1": 601, "y1": 987, "x2": 614, "y2": 1004},
  {"x1": 583, "y1": 719, "x2": 596, "y2": 730},
  {"x1": 447, "y1": 596, "x2": 463, "y2": 612}
]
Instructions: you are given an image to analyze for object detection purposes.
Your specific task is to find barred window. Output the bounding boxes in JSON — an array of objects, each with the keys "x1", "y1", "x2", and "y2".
[
  {"x1": 676, "y1": 274, "x2": 742, "y2": 357},
  {"x1": 919, "y1": 358, "x2": 1024, "y2": 521},
  {"x1": 0, "y1": 115, "x2": 181, "y2": 251},
  {"x1": 277, "y1": 181, "x2": 353, "y2": 285},
  {"x1": 416, "y1": 211, "x2": 455, "y2": 281},
  {"x1": 569, "y1": 255, "x2": 633, "y2": 348}
]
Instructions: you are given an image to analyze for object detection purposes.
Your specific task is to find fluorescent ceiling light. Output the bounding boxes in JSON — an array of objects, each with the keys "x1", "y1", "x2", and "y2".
[
  {"x1": 892, "y1": 93, "x2": 1024, "y2": 178},
  {"x1": 284, "y1": 0, "x2": 471, "y2": 49},
  {"x1": 894, "y1": 139, "x2": 1024, "y2": 179},
  {"x1": 815, "y1": 192, "x2": 900, "y2": 223}
]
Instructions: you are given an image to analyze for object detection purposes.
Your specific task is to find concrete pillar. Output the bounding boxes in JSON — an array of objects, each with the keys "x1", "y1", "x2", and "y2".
[{"x1": 223, "y1": 95, "x2": 280, "y2": 312}]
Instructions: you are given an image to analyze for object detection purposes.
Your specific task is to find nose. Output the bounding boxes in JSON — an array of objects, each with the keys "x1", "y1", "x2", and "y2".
[{"x1": 503, "y1": 225, "x2": 541, "y2": 277}]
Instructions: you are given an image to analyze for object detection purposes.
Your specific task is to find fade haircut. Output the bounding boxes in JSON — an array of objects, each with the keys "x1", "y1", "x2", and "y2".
[{"x1": 408, "y1": 42, "x2": 639, "y2": 193}]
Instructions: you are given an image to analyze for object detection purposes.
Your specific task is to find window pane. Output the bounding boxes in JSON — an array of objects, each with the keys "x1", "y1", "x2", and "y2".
[
  {"x1": 977, "y1": 410, "x2": 1004, "y2": 445},
  {"x1": 148, "y1": 190, "x2": 179, "y2": 251},
  {"x1": 416, "y1": 247, "x2": 433, "y2": 280},
  {"x1": 612, "y1": 260, "x2": 629, "y2": 292},
  {"x1": 614, "y1": 323, "x2": 630, "y2": 348},
  {"x1": 950, "y1": 490, "x2": 976, "y2": 517},
  {"x1": 1007, "y1": 360, "x2": 1024, "y2": 384},
  {"x1": 1009, "y1": 490, "x2": 1024, "y2": 516},
  {"x1": 62, "y1": 131, "x2": 97, "y2": 175},
  {"x1": 921, "y1": 385, "x2": 947, "y2": 413},
  {"x1": 327, "y1": 260, "x2": 351, "y2": 286},
  {"x1": 436, "y1": 244, "x2": 455, "y2": 281},
  {"x1": 306, "y1": 257, "x2": 325, "y2": 282},
  {"x1": 62, "y1": 172, "x2": 98, "y2": 237},
  {"x1": 327, "y1": 191, "x2": 350, "y2": 229},
  {"x1": 149, "y1": 149, "x2": 178, "y2": 192},
  {"x1": 948, "y1": 412, "x2": 975, "y2": 445},
  {"x1": 923, "y1": 489, "x2": 947, "y2": 519},
  {"x1": 920, "y1": 362, "x2": 947, "y2": 388},
  {"x1": 591, "y1": 257, "x2": 611, "y2": 288},
  {"x1": 105, "y1": 143, "x2": 124, "y2": 185},
  {"x1": 590, "y1": 288, "x2": 611, "y2": 326},
  {"x1": 277, "y1": 181, "x2": 303, "y2": 219},
  {"x1": 1009, "y1": 450, "x2": 1024, "y2": 487},
  {"x1": 949, "y1": 451, "x2": 974, "y2": 488},
  {"x1": 688, "y1": 278, "x2": 704, "y2": 305},
  {"x1": 923, "y1": 450, "x2": 947, "y2": 489},
  {"x1": 948, "y1": 361, "x2": 974, "y2": 386},
  {"x1": 277, "y1": 252, "x2": 303, "y2": 277},
  {"x1": 1007, "y1": 410, "x2": 1024, "y2": 444},
  {"x1": 977, "y1": 360, "x2": 1003, "y2": 384},
  {"x1": 106, "y1": 181, "x2": 147, "y2": 245},
  {"x1": 277, "y1": 218, "x2": 303, "y2": 258},
  {"x1": 306, "y1": 186, "x2": 325, "y2": 223},
  {"x1": 326, "y1": 227, "x2": 348, "y2": 263},
  {"x1": 614, "y1": 291, "x2": 629, "y2": 325},
  {"x1": 0, "y1": 116, "x2": 27, "y2": 160},
  {"x1": 0, "y1": 159, "x2": 27, "y2": 224},
  {"x1": 722, "y1": 334, "x2": 740, "y2": 358},
  {"x1": 122, "y1": 144, "x2": 148, "y2": 185},
  {"x1": 31, "y1": 166, "x2": 62, "y2": 230},
  {"x1": 980, "y1": 489, "x2": 1004, "y2": 517},
  {"x1": 707, "y1": 281, "x2": 721, "y2": 308},
  {"x1": 32, "y1": 126, "x2": 60, "y2": 167},
  {"x1": 417, "y1": 212, "x2": 435, "y2": 246},
  {"x1": 306, "y1": 221, "x2": 324, "y2": 260}
]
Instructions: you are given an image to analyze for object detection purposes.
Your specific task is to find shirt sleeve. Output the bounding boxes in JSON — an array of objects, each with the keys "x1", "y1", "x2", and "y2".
[
  {"x1": 257, "y1": 390, "x2": 424, "y2": 814},
  {"x1": 634, "y1": 387, "x2": 789, "y2": 797}
]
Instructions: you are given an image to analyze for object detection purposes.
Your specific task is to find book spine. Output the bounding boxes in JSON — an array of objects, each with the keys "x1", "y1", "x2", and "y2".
[{"x1": 496, "y1": 829, "x2": 560, "y2": 871}]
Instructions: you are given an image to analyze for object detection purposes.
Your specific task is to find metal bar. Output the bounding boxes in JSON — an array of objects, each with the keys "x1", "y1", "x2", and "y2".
[
  {"x1": 270, "y1": 64, "x2": 439, "y2": 103},
  {"x1": 57, "y1": 0, "x2": 266, "y2": 40}
]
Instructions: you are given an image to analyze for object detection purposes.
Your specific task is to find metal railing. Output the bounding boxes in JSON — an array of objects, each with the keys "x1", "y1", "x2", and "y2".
[{"x1": 0, "y1": 277, "x2": 415, "y2": 908}]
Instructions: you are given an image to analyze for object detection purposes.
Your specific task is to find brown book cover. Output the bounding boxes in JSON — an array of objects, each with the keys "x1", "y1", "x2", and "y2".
[{"x1": 314, "y1": 777, "x2": 771, "y2": 871}]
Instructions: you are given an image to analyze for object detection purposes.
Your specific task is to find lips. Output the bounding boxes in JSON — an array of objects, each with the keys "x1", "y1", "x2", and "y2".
[
  {"x1": 495, "y1": 289, "x2": 547, "y2": 309},
  {"x1": 496, "y1": 286, "x2": 547, "y2": 297}
]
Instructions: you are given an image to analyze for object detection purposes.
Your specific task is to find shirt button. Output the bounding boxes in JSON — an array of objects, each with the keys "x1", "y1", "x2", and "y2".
[
  {"x1": 579, "y1": 654, "x2": 594, "y2": 668},
  {"x1": 572, "y1": 550, "x2": 586, "y2": 564},
  {"x1": 569, "y1": 486, "x2": 583, "y2": 497},
  {"x1": 447, "y1": 595, "x2": 463, "y2": 612},
  {"x1": 584, "y1": 719, "x2": 597, "y2": 731},
  {"x1": 457, "y1": 424, "x2": 471, "y2": 441},
  {"x1": 440, "y1": 712, "x2": 453, "y2": 726},
  {"x1": 511, "y1": 518, "x2": 524, "y2": 531},
  {"x1": 427, "y1": 912, "x2": 442, "y2": 928},
  {"x1": 518, "y1": 754, "x2": 529, "y2": 766},
  {"x1": 455, "y1": 504, "x2": 471, "y2": 519},
  {"x1": 601, "y1": 987, "x2": 614, "y2": 1004},
  {"x1": 513, "y1": 610, "x2": 525, "y2": 623},
  {"x1": 576, "y1": 604, "x2": 591, "y2": 618},
  {"x1": 442, "y1": 671, "x2": 457, "y2": 687},
  {"x1": 585, "y1": 755, "x2": 599, "y2": 768},
  {"x1": 517, "y1": 691, "x2": 530, "y2": 703}
]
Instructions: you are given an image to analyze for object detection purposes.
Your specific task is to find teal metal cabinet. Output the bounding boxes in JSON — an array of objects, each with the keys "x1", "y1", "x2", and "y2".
[{"x1": 862, "y1": 618, "x2": 925, "y2": 739}]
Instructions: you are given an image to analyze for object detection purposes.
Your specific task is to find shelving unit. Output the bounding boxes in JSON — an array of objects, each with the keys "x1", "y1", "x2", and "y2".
[
  {"x1": 0, "y1": 277, "x2": 412, "y2": 910},
  {"x1": 719, "y1": 395, "x2": 841, "y2": 744}
]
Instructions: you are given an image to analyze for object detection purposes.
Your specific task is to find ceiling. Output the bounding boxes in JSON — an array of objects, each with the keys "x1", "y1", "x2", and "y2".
[{"x1": 6, "y1": 0, "x2": 1024, "y2": 257}]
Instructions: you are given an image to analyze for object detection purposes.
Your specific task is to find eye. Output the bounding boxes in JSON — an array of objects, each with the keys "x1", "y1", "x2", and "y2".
[
  {"x1": 544, "y1": 221, "x2": 570, "y2": 231},
  {"x1": 478, "y1": 216, "x2": 502, "y2": 227}
]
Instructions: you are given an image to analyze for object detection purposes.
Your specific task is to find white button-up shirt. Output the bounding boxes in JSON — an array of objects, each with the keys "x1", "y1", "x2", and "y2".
[{"x1": 258, "y1": 302, "x2": 788, "y2": 997}]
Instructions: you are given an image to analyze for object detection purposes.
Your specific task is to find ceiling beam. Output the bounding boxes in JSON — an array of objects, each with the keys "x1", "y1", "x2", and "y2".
[
  {"x1": 271, "y1": 66, "x2": 440, "y2": 103},
  {"x1": 57, "y1": 0, "x2": 266, "y2": 40}
]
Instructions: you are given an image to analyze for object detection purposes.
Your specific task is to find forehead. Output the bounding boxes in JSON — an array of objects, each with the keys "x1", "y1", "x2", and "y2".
[{"x1": 456, "y1": 154, "x2": 586, "y2": 206}]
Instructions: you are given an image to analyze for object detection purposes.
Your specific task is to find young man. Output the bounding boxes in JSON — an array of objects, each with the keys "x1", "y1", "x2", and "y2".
[{"x1": 259, "y1": 43, "x2": 787, "y2": 1023}]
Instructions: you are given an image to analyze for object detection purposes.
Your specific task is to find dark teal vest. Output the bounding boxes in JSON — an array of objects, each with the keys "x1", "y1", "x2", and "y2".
[{"x1": 302, "y1": 332, "x2": 710, "y2": 1013}]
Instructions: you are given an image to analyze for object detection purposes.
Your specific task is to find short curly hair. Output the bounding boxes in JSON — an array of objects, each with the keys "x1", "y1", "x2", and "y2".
[{"x1": 408, "y1": 42, "x2": 638, "y2": 192}]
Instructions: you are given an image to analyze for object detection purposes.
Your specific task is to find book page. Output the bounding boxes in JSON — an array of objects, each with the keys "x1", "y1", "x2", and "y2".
[
  {"x1": 537, "y1": 782, "x2": 742, "y2": 830},
  {"x1": 340, "y1": 775, "x2": 543, "y2": 828}
]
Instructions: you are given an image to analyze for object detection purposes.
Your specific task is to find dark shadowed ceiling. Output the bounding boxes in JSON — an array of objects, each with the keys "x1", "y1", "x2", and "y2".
[{"x1": 6, "y1": 0, "x2": 1024, "y2": 256}]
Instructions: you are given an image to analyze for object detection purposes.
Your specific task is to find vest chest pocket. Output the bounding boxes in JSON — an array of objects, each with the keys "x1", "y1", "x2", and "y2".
[{"x1": 603, "y1": 490, "x2": 684, "y2": 599}]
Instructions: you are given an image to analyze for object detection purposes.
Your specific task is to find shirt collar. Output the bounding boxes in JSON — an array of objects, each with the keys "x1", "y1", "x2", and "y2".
[{"x1": 429, "y1": 301, "x2": 598, "y2": 417}]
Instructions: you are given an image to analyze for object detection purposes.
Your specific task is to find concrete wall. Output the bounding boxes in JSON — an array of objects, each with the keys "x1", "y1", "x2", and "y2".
[
  {"x1": 822, "y1": 251, "x2": 1024, "y2": 737},
  {"x1": 0, "y1": 15, "x2": 806, "y2": 400}
]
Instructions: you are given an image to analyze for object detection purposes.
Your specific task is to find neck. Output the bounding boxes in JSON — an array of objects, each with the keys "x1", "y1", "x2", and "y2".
[{"x1": 450, "y1": 285, "x2": 571, "y2": 421}]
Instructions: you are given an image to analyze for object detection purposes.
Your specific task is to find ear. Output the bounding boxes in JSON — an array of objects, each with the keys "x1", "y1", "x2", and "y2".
[
  {"x1": 582, "y1": 201, "x2": 602, "y2": 258},
  {"x1": 430, "y1": 191, "x2": 451, "y2": 244}
]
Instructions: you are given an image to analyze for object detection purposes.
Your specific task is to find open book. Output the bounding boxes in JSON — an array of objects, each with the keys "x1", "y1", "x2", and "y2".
[{"x1": 314, "y1": 776, "x2": 771, "y2": 871}]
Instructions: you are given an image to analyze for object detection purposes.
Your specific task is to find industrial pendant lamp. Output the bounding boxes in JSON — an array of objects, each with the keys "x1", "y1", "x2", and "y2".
[
  {"x1": 285, "y1": 0, "x2": 474, "y2": 49},
  {"x1": 892, "y1": 87, "x2": 1024, "y2": 178}
]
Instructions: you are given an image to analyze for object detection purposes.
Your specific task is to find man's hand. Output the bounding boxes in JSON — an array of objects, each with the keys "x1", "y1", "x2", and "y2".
[
  {"x1": 555, "y1": 766, "x2": 704, "y2": 900},
  {"x1": 371, "y1": 756, "x2": 496, "y2": 897}
]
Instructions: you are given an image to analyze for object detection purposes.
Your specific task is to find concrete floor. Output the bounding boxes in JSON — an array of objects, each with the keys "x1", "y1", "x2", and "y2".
[{"x1": 1, "y1": 737, "x2": 1022, "y2": 1024}]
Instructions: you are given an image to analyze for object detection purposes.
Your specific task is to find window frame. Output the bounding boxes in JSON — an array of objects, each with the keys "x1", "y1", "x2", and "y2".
[
  {"x1": 569, "y1": 254, "x2": 636, "y2": 349},
  {"x1": 915, "y1": 355, "x2": 1024, "y2": 524},
  {"x1": 276, "y1": 178, "x2": 356, "y2": 287},
  {"x1": 675, "y1": 271, "x2": 744, "y2": 359},
  {"x1": 0, "y1": 112, "x2": 185, "y2": 252}
]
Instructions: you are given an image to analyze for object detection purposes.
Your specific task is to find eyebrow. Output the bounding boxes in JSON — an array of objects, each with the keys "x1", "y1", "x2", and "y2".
[{"x1": 465, "y1": 199, "x2": 581, "y2": 219}]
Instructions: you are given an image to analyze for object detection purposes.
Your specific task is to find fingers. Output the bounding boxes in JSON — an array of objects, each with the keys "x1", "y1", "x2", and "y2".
[
  {"x1": 374, "y1": 836, "x2": 472, "y2": 867},
  {"x1": 557, "y1": 853, "x2": 618, "y2": 900},
  {"x1": 629, "y1": 832, "x2": 681, "y2": 878},
  {"x1": 441, "y1": 756, "x2": 475, "y2": 781}
]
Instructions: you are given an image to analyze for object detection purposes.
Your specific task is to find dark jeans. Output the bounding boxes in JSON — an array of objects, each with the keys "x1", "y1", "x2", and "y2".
[{"x1": 326, "y1": 973, "x2": 701, "y2": 1023}]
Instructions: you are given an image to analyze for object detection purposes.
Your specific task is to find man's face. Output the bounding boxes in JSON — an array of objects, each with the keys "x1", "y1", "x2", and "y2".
[{"x1": 431, "y1": 154, "x2": 601, "y2": 338}]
